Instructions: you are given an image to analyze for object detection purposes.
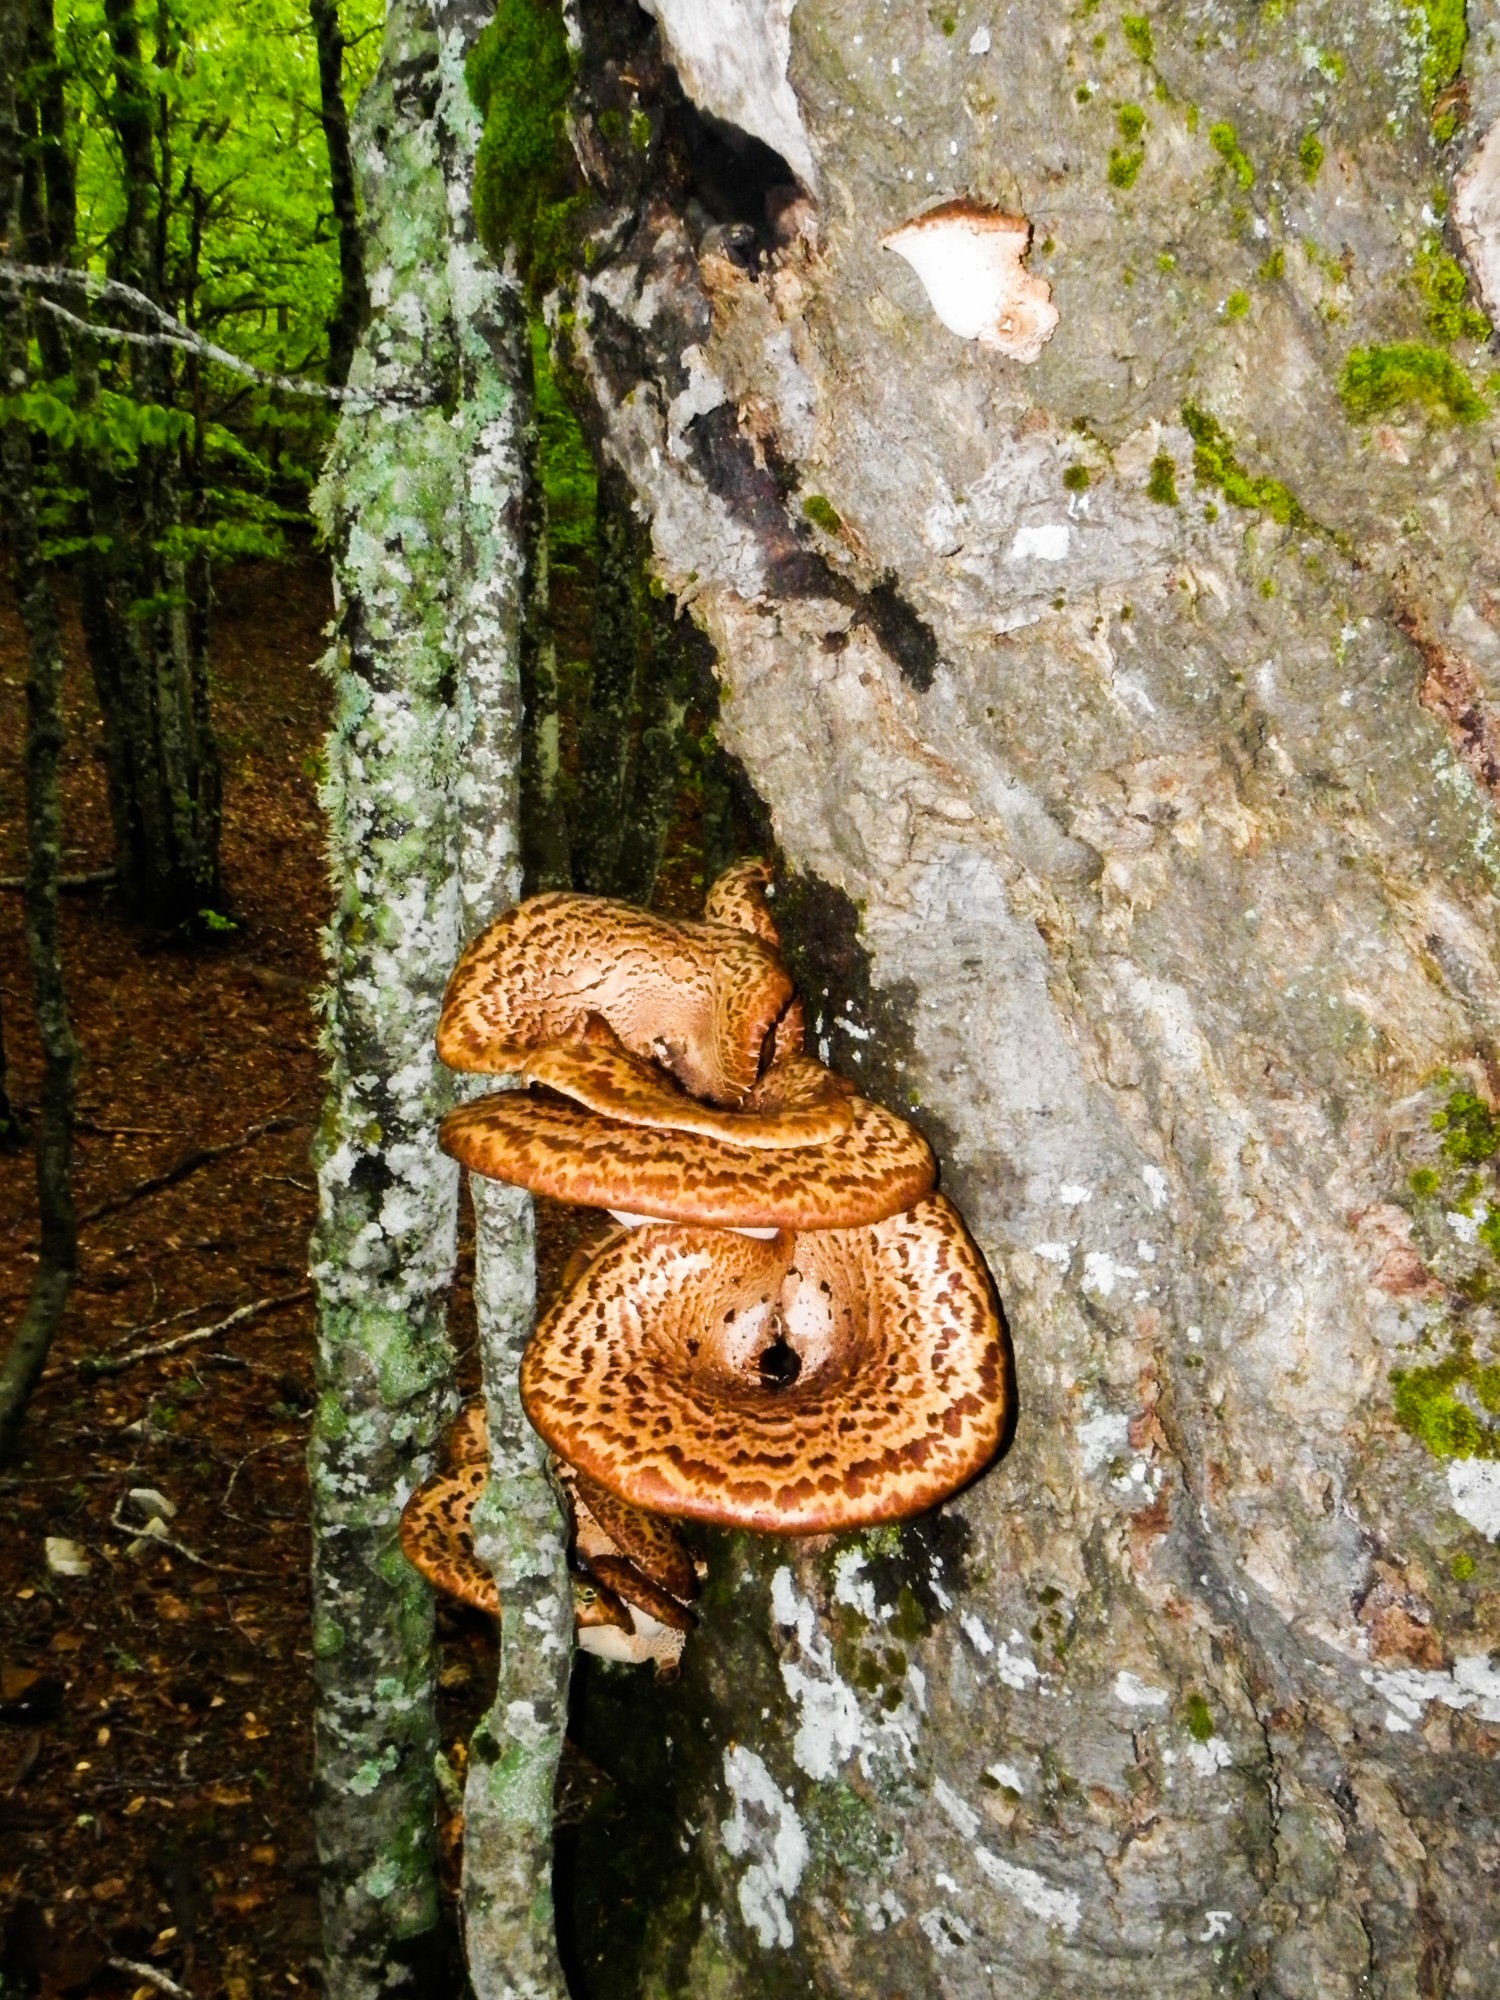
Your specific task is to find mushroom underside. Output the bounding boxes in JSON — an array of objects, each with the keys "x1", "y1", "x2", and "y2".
[
  {"x1": 439, "y1": 1089, "x2": 936, "y2": 1230},
  {"x1": 517, "y1": 1016, "x2": 854, "y2": 1150},
  {"x1": 519, "y1": 1194, "x2": 1011, "y2": 1534}
]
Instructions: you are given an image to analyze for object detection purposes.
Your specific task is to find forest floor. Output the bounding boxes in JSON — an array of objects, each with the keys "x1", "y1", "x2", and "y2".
[{"x1": 0, "y1": 553, "x2": 344, "y2": 2000}]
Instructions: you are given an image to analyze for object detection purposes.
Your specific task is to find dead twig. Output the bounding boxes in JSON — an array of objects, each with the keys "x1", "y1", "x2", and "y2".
[
  {"x1": 108, "y1": 1958, "x2": 192, "y2": 1999},
  {"x1": 79, "y1": 1287, "x2": 312, "y2": 1377},
  {"x1": 0, "y1": 865, "x2": 115, "y2": 892},
  {"x1": 47, "y1": 1110, "x2": 307, "y2": 1238}
]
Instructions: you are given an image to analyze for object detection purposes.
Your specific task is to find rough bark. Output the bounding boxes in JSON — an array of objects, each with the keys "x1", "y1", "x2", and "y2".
[
  {"x1": 541, "y1": 1, "x2": 1500, "y2": 1994},
  {"x1": 309, "y1": 0, "x2": 370, "y2": 387},
  {"x1": 309, "y1": 0, "x2": 548, "y2": 1993},
  {"x1": 0, "y1": 0, "x2": 78, "y2": 1465}
]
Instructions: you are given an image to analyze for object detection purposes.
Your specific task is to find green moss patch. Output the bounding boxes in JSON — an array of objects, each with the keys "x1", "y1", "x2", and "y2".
[
  {"x1": 1407, "y1": 0, "x2": 1467, "y2": 105},
  {"x1": 1181, "y1": 1692, "x2": 1214, "y2": 1742},
  {"x1": 1208, "y1": 121, "x2": 1255, "y2": 188},
  {"x1": 1181, "y1": 403, "x2": 1307, "y2": 527},
  {"x1": 1122, "y1": 14, "x2": 1154, "y2": 63},
  {"x1": 1341, "y1": 343, "x2": 1487, "y2": 424},
  {"x1": 1415, "y1": 241, "x2": 1490, "y2": 343},
  {"x1": 467, "y1": 0, "x2": 583, "y2": 290},
  {"x1": 1299, "y1": 130, "x2": 1325, "y2": 181},
  {"x1": 1392, "y1": 1337, "x2": 1500, "y2": 1459},
  {"x1": 1432, "y1": 1087, "x2": 1500, "y2": 1166},
  {"x1": 1109, "y1": 148, "x2": 1145, "y2": 188},
  {"x1": 1146, "y1": 451, "x2": 1179, "y2": 505},
  {"x1": 802, "y1": 493, "x2": 844, "y2": 535}
]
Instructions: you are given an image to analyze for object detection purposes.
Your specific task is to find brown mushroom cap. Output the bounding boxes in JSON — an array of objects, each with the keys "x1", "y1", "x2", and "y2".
[
  {"x1": 399, "y1": 1463, "x2": 497, "y2": 1614},
  {"x1": 519, "y1": 1193, "x2": 1011, "y2": 1534},
  {"x1": 445, "y1": 1401, "x2": 490, "y2": 1469},
  {"x1": 703, "y1": 856, "x2": 781, "y2": 946},
  {"x1": 436, "y1": 892, "x2": 797, "y2": 1107},
  {"x1": 582, "y1": 1552, "x2": 696, "y2": 1632},
  {"x1": 517, "y1": 1016, "x2": 852, "y2": 1151},
  {"x1": 571, "y1": 1468, "x2": 699, "y2": 1601},
  {"x1": 440, "y1": 1088, "x2": 935, "y2": 1231}
]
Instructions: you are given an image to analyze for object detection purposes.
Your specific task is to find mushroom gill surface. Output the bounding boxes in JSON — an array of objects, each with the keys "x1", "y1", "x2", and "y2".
[
  {"x1": 517, "y1": 1016, "x2": 853, "y2": 1150},
  {"x1": 436, "y1": 890, "x2": 797, "y2": 1106},
  {"x1": 519, "y1": 1194, "x2": 1011, "y2": 1534},
  {"x1": 440, "y1": 1088, "x2": 935, "y2": 1231}
]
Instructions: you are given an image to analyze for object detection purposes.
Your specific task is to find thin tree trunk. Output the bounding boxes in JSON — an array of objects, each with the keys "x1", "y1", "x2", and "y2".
[
  {"x1": 518, "y1": 400, "x2": 571, "y2": 893},
  {"x1": 309, "y1": 0, "x2": 368, "y2": 388},
  {"x1": 309, "y1": 0, "x2": 551, "y2": 1991},
  {"x1": 0, "y1": 8, "x2": 78, "y2": 1465},
  {"x1": 571, "y1": 465, "x2": 642, "y2": 895}
]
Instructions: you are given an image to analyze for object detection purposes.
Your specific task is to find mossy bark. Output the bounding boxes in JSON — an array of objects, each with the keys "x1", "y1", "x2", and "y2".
[{"x1": 308, "y1": 0, "x2": 541, "y2": 1992}]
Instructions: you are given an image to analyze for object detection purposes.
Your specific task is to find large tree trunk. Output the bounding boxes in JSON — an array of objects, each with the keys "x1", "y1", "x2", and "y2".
[{"x1": 536, "y1": 2, "x2": 1500, "y2": 1994}]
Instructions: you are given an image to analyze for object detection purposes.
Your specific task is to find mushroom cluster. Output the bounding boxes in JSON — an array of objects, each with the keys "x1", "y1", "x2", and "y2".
[{"x1": 403, "y1": 860, "x2": 1012, "y2": 1673}]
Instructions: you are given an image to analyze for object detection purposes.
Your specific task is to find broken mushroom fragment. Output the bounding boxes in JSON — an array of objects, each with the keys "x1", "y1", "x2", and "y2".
[
  {"x1": 440, "y1": 1087, "x2": 935, "y2": 1231},
  {"x1": 437, "y1": 887, "x2": 798, "y2": 1106},
  {"x1": 568, "y1": 1466, "x2": 700, "y2": 1602},
  {"x1": 882, "y1": 200, "x2": 1059, "y2": 361},
  {"x1": 519, "y1": 1193, "x2": 1011, "y2": 1535},
  {"x1": 517, "y1": 1016, "x2": 853, "y2": 1150},
  {"x1": 702, "y1": 855, "x2": 782, "y2": 946}
]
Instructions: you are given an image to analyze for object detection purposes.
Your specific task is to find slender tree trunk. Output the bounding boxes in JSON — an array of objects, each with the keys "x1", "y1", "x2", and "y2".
[
  {"x1": 309, "y1": 0, "x2": 368, "y2": 388},
  {"x1": 571, "y1": 466, "x2": 643, "y2": 895},
  {"x1": 0, "y1": 7, "x2": 78, "y2": 1465},
  {"x1": 519, "y1": 403, "x2": 572, "y2": 893},
  {"x1": 310, "y1": 0, "x2": 554, "y2": 1992}
]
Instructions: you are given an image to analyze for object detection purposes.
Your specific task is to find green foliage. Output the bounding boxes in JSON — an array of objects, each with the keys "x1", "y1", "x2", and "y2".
[
  {"x1": 802, "y1": 493, "x2": 844, "y2": 534},
  {"x1": 1340, "y1": 342, "x2": 1487, "y2": 423},
  {"x1": 1299, "y1": 130, "x2": 1326, "y2": 181},
  {"x1": 1415, "y1": 240, "x2": 1490, "y2": 342},
  {"x1": 1406, "y1": 0, "x2": 1467, "y2": 105},
  {"x1": 1392, "y1": 1337, "x2": 1500, "y2": 1459},
  {"x1": 1122, "y1": 14, "x2": 1154, "y2": 63},
  {"x1": 1146, "y1": 451, "x2": 1179, "y2": 505},
  {"x1": 1431, "y1": 1088, "x2": 1500, "y2": 1165},
  {"x1": 467, "y1": 0, "x2": 582, "y2": 290},
  {"x1": 1208, "y1": 120, "x2": 1255, "y2": 187},
  {"x1": 1181, "y1": 403, "x2": 1306, "y2": 526}
]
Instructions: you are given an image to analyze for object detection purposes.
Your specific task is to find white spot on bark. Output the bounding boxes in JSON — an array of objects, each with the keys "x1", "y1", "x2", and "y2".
[
  {"x1": 884, "y1": 205, "x2": 1058, "y2": 358},
  {"x1": 1059, "y1": 1182, "x2": 1092, "y2": 1206},
  {"x1": 1448, "y1": 1459, "x2": 1500, "y2": 1539},
  {"x1": 721, "y1": 1746, "x2": 809, "y2": 1949},
  {"x1": 974, "y1": 1848, "x2": 1081, "y2": 1934},
  {"x1": 1078, "y1": 1409, "x2": 1130, "y2": 1473},
  {"x1": 968, "y1": 24, "x2": 991, "y2": 53},
  {"x1": 1185, "y1": 1736, "x2": 1233, "y2": 1775},
  {"x1": 1362, "y1": 1658, "x2": 1500, "y2": 1725},
  {"x1": 933, "y1": 1776, "x2": 981, "y2": 1838},
  {"x1": 960, "y1": 1611, "x2": 994, "y2": 1655},
  {"x1": 986, "y1": 1760, "x2": 1025, "y2": 1793},
  {"x1": 1113, "y1": 1670, "x2": 1170, "y2": 1709},
  {"x1": 1008, "y1": 523, "x2": 1071, "y2": 562}
]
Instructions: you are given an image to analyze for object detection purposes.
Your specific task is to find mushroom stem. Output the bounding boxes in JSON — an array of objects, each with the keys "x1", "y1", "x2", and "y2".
[{"x1": 459, "y1": 1177, "x2": 574, "y2": 1996}]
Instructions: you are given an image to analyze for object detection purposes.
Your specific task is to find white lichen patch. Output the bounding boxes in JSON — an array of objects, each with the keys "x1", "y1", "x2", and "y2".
[
  {"x1": 973, "y1": 1848, "x2": 1081, "y2": 1934},
  {"x1": 720, "y1": 1745, "x2": 809, "y2": 1950},
  {"x1": 1113, "y1": 1670, "x2": 1170, "y2": 1709},
  {"x1": 1448, "y1": 1459, "x2": 1500, "y2": 1540},
  {"x1": 1362, "y1": 1657, "x2": 1500, "y2": 1730},
  {"x1": 882, "y1": 202, "x2": 1059, "y2": 360},
  {"x1": 1185, "y1": 1735, "x2": 1234, "y2": 1776},
  {"x1": 1077, "y1": 1409, "x2": 1130, "y2": 1474},
  {"x1": 1008, "y1": 523, "x2": 1071, "y2": 562},
  {"x1": 770, "y1": 1565, "x2": 925, "y2": 1778}
]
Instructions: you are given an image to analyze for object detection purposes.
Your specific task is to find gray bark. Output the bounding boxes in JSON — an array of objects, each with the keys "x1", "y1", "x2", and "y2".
[
  {"x1": 310, "y1": 0, "x2": 556, "y2": 1992},
  {"x1": 545, "y1": 0, "x2": 1500, "y2": 1994}
]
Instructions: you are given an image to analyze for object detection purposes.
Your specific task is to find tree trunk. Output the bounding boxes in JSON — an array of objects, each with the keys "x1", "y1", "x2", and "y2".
[
  {"x1": 0, "y1": 0, "x2": 78, "y2": 1465},
  {"x1": 309, "y1": 0, "x2": 369, "y2": 388},
  {"x1": 536, "y1": 1, "x2": 1500, "y2": 1993},
  {"x1": 309, "y1": 0, "x2": 548, "y2": 1992}
]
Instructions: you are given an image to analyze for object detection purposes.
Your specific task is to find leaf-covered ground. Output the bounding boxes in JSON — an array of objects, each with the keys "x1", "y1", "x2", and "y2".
[{"x1": 0, "y1": 555, "x2": 335, "y2": 1999}]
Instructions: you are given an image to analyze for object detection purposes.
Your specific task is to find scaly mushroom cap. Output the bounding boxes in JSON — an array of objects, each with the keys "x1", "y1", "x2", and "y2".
[
  {"x1": 399, "y1": 1463, "x2": 496, "y2": 1614},
  {"x1": 703, "y1": 856, "x2": 781, "y2": 946},
  {"x1": 582, "y1": 1552, "x2": 696, "y2": 1632},
  {"x1": 519, "y1": 1194, "x2": 1011, "y2": 1534},
  {"x1": 436, "y1": 892, "x2": 797, "y2": 1106},
  {"x1": 440, "y1": 1089, "x2": 935, "y2": 1231},
  {"x1": 445, "y1": 1401, "x2": 490, "y2": 1469},
  {"x1": 571, "y1": 1468, "x2": 699, "y2": 1602},
  {"x1": 517, "y1": 1016, "x2": 852, "y2": 1151}
]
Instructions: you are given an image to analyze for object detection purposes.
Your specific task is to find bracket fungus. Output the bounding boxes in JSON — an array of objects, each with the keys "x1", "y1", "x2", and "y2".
[
  {"x1": 518, "y1": 1194, "x2": 1010, "y2": 1535},
  {"x1": 882, "y1": 199, "x2": 1059, "y2": 362},
  {"x1": 399, "y1": 1406, "x2": 700, "y2": 1676},
  {"x1": 436, "y1": 879, "x2": 802, "y2": 1105}
]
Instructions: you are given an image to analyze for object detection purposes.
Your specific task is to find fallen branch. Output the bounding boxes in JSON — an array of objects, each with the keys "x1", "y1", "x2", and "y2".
[
  {"x1": 108, "y1": 1957, "x2": 192, "y2": 1999},
  {"x1": 79, "y1": 1286, "x2": 312, "y2": 1377},
  {"x1": 0, "y1": 865, "x2": 115, "y2": 892},
  {"x1": 60, "y1": 1111, "x2": 307, "y2": 1236}
]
